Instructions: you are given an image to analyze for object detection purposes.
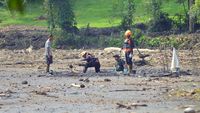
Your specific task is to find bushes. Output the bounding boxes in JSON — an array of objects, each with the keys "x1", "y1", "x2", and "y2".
[
  {"x1": 52, "y1": 33, "x2": 183, "y2": 49},
  {"x1": 52, "y1": 27, "x2": 183, "y2": 49},
  {"x1": 148, "y1": 12, "x2": 173, "y2": 32},
  {"x1": 107, "y1": 38, "x2": 123, "y2": 47},
  {"x1": 52, "y1": 30, "x2": 124, "y2": 49},
  {"x1": 133, "y1": 35, "x2": 183, "y2": 49}
]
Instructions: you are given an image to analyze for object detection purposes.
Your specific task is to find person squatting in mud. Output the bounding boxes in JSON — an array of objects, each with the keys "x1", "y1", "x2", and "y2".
[
  {"x1": 113, "y1": 54, "x2": 125, "y2": 72},
  {"x1": 122, "y1": 30, "x2": 135, "y2": 74},
  {"x1": 79, "y1": 51, "x2": 101, "y2": 73},
  {"x1": 45, "y1": 34, "x2": 53, "y2": 74}
]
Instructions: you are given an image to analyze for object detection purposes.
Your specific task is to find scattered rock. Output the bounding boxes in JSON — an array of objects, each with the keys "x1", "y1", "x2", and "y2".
[
  {"x1": 22, "y1": 81, "x2": 28, "y2": 84},
  {"x1": 104, "y1": 78, "x2": 111, "y2": 82},
  {"x1": 34, "y1": 91, "x2": 47, "y2": 95},
  {"x1": 0, "y1": 89, "x2": 14, "y2": 98},
  {"x1": 15, "y1": 61, "x2": 25, "y2": 65},
  {"x1": 37, "y1": 74, "x2": 46, "y2": 77},
  {"x1": 184, "y1": 107, "x2": 196, "y2": 113},
  {"x1": 49, "y1": 70, "x2": 54, "y2": 75},
  {"x1": 79, "y1": 78, "x2": 90, "y2": 83},
  {"x1": 69, "y1": 65, "x2": 73, "y2": 69},
  {"x1": 5, "y1": 89, "x2": 14, "y2": 94},
  {"x1": 37, "y1": 65, "x2": 43, "y2": 69}
]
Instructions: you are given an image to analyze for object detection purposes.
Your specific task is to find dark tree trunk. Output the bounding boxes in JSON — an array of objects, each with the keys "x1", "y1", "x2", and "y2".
[{"x1": 188, "y1": 0, "x2": 195, "y2": 33}]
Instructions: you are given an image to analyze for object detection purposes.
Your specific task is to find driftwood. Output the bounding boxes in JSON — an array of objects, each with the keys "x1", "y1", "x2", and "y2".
[
  {"x1": 116, "y1": 102, "x2": 147, "y2": 109},
  {"x1": 116, "y1": 103, "x2": 132, "y2": 109},
  {"x1": 70, "y1": 83, "x2": 85, "y2": 88},
  {"x1": 110, "y1": 89, "x2": 144, "y2": 92},
  {"x1": 131, "y1": 103, "x2": 147, "y2": 107},
  {"x1": 0, "y1": 93, "x2": 11, "y2": 97}
]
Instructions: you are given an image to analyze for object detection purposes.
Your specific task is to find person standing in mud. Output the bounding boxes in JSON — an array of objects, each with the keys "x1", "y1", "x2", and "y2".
[
  {"x1": 45, "y1": 34, "x2": 53, "y2": 74},
  {"x1": 122, "y1": 30, "x2": 135, "y2": 74},
  {"x1": 79, "y1": 51, "x2": 101, "y2": 73}
]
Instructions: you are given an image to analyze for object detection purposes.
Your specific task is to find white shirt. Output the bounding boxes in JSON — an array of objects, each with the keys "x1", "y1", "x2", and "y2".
[{"x1": 45, "y1": 39, "x2": 52, "y2": 56}]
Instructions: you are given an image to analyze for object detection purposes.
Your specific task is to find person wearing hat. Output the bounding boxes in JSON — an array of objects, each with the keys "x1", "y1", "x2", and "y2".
[
  {"x1": 113, "y1": 54, "x2": 125, "y2": 72},
  {"x1": 80, "y1": 51, "x2": 101, "y2": 73},
  {"x1": 122, "y1": 30, "x2": 135, "y2": 74},
  {"x1": 45, "y1": 34, "x2": 53, "y2": 73}
]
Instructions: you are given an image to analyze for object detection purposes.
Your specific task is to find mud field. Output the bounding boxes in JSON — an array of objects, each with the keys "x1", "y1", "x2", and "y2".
[{"x1": 0, "y1": 49, "x2": 200, "y2": 113}]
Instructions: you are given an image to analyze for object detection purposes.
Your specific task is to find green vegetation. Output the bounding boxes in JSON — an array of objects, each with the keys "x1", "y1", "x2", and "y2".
[
  {"x1": 45, "y1": 0, "x2": 76, "y2": 33},
  {"x1": 0, "y1": 0, "x2": 188, "y2": 28},
  {"x1": 0, "y1": 0, "x2": 196, "y2": 49},
  {"x1": 0, "y1": 2, "x2": 47, "y2": 27}
]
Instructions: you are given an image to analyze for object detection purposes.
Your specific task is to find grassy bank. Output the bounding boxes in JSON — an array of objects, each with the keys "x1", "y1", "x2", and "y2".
[{"x1": 0, "y1": 0, "x2": 187, "y2": 28}]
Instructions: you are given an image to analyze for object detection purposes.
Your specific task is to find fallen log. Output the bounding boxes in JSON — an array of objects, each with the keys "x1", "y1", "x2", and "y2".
[
  {"x1": 116, "y1": 103, "x2": 131, "y2": 109},
  {"x1": 131, "y1": 103, "x2": 147, "y2": 107},
  {"x1": 116, "y1": 102, "x2": 147, "y2": 109},
  {"x1": 110, "y1": 89, "x2": 144, "y2": 92}
]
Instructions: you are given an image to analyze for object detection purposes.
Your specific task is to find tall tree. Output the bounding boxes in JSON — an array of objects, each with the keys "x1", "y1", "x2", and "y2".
[
  {"x1": 190, "y1": 0, "x2": 200, "y2": 19},
  {"x1": 147, "y1": 0, "x2": 173, "y2": 32},
  {"x1": 176, "y1": 0, "x2": 188, "y2": 16},
  {"x1": 121, "y1": 0, "x2": 135, "y2": 30},
  {"x1": 111, "y1": 0, "x2": 135, "y2": 30},
  {"x1": 150, "y1": 0, "x2": 162, "y2": 19},
  {"x1": 45, "y1": 0, "x2": 76, "y2": 34},
  {"x1": 176, "y1": 0, "x2": 189, "y2": 31},
  {"x1": 188, "y1": 0, "x2": 195, "y2": 33}
]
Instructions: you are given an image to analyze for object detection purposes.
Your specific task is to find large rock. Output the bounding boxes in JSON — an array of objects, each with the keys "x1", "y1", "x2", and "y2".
[{"x1": 184, "y1": 107, "x2": 196, "y2": 113}]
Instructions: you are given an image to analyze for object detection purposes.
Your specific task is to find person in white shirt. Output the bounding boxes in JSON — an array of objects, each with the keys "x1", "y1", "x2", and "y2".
[{"x1": 45, "y1": 35, "x2": 53, "y2": 73}]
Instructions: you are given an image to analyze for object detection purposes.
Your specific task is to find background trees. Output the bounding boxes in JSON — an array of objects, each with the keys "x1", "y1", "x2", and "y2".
[
  {"x1": 147, "y1": 0, "x2": 173, "y2": 32},
  {"x1": 111, "y1": 0, "x2": 135, "y2": 30},
  {"x1": 44, "y1": 0, "x2": 76, "y2": 34}
]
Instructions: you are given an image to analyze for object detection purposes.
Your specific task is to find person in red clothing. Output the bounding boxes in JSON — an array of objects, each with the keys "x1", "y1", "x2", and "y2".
[{"x1": 122, "y1": 30, "x2": 135, "y2": 74}]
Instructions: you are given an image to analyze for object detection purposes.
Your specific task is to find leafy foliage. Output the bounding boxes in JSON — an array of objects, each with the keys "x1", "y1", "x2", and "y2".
[
  {"x1": 147, "y1": 0, "x2": 173, "y2": 32},
  {"x1": 6, "y1": 0, "x2": 25, "y2": 14},
  {"x1": 148, "y1": 12, "x2": 173, "y2": 32},
  {"x1": 45, "y1": 0, "x2": 77, "y2": 33},
  {"x1": 190, "y1": 0, "x2": 200, "y2": 18},
  {"x1": 120, "y1": 0, "x2": 135, "y2": 30},
  {"x1": 112, "y1": 0, "x2": 135, "y2": 30}
]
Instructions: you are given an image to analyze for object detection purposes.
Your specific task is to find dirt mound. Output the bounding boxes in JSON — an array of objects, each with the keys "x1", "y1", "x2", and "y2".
[
  {"x1": 0, "y1": 25, "x2": 48, "y2": 50},
  {"x1": 177, "y1": 33, "x2": 200, "y2": 50}
]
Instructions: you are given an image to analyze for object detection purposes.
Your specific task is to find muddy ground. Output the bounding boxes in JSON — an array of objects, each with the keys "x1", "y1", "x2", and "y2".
[{"x1": 0, "y1": 49, "x2": 200, "y2": 113}]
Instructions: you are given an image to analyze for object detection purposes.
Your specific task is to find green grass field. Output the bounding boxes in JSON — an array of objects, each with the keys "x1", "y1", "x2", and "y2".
[{"x1": 0, "y1": 0, "x2": 187, "y2": 28}]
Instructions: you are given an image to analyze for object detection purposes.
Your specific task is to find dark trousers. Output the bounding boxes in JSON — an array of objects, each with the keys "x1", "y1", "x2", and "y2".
[
  {"x1": 46, "y1": 55, "x2": 53, "y2": 72},
  {"x1": 83, "y1": 62, "x2": 100, "y2": 73},
  {"x1": 125, "y1": 52, "x2": 132, "y2": 65}
]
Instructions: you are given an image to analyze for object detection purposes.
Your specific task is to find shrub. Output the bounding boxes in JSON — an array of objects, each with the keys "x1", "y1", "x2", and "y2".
[
  {"x1": 148, "y1": 12, "x2": 173, "y2": 32},
  {"x1": 107, "y1": 38, "x2": 123, "y2": 47}
]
